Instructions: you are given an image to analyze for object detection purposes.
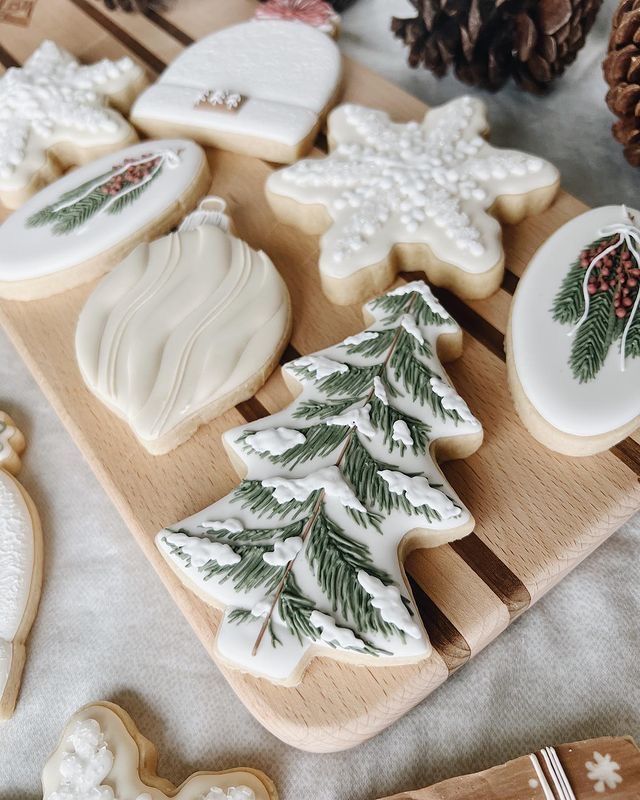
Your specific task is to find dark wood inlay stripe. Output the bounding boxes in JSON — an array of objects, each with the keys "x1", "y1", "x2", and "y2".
[
  {"x1": 501, "y1": 267, "x2": 519, "y2": 296},
  {"x1": 68, "y1": 0, "x2": 167, "y2": 73},
  {"x1": 408, "y1": 576, "x2": 470, "y2": 673},
  {"x1": 281, "y1": 344, "x2": 301, "y2": 364},
  {"x1": 235, "y1": 397, "x2": 270, "y2": 423},
  {"x1": 144, "y1": 9, "x2": 195, "y2": 46},
  {"x1": 612, "y1": 438, "x2": 640, "y2": 479},
  {"x1": 0, "y1": 43, "x2": 20, "y2": 69},
  {"x1": 450, "y1": 534, "x2": 530, "y2": 617}
]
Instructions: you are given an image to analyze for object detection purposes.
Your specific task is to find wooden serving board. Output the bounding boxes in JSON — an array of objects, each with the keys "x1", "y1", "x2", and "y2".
[{"x1": 1, "y1": 0, "x2": 640, "y2": 753}]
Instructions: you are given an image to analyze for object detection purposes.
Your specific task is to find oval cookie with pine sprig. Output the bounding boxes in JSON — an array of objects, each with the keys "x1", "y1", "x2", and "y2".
[
  {"x1": 507, "y1": 205, "x2": 640, "y2": 456},
  {"x1": 0, "y1": 139, "x2": 210, "y2": 301}
]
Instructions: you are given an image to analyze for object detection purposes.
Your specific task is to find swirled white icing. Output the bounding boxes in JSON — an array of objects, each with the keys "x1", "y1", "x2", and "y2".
[
  {"x1": 268, "y1": 97, "x2": 559, "y2": 281},
  {"x1": 0, "y1": 470, "x2": 34, "y2": 701},
  {"x1": 131, "y1": 20, "x2": 341, "y2": 156},
  {"x1": 75, "y1": 222, "x2": 290, "y2": 453},
  {"x1": 0, "y1": 40, "x2": 143, "y2": 192}
]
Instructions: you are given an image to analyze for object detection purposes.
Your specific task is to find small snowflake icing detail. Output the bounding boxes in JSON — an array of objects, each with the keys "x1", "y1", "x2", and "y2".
[
  {"x1": 267, "y1": 96, "x2": 559, "y2": 304},
  {"x1": 586, "y1": 752, "x2": 623, "y2": 793}
]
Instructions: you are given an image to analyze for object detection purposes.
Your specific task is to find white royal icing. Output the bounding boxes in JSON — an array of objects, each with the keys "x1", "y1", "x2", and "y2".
[
  {"x1": 164, "y1": 532, "x2": 241, "y2": 569},
  {"x1": 401, "y1": 313, "x2": 425, "y2": 344},
  {"x1": 131, "y1": 20, "x2": 341, "y2": 155},
  {"x1": 199, "y1": 519, "x2": 243, "y2": 533},
  {"x1": 263, "y1": 466, "x2": 367, "y2": 512},
  {"x1": 76, "y1": 220, "x2": 290, "y2": 452},
  {"x1": 244, "y1": 428, "x2": 306, "y2": 455},
  {"x1": 156, "y1": 281, "x2": 480, "y2": 682},
  {"x1": 511, "y1": 205, "x2": 640, "y2": 438},
  {"x1": 377, "y1": 469, "x2": 460, "y2": 520},
  {"x1": 0, "y1": 470, "x2": 35, "y2": 700},
  {"x1": 263, "y1": 537, "x2": 304, "y2": 566},
  {"x1": 0, "y1": 41, "x2": 143, "y2": 194},
  {"x1": 42, "y1": 706, "x2": 268, "y2": 800},
  {"x1": 388, "y1": 281, "x2": 451, "y2": 319},
  {"x1": 268, "y1": 97, "x2": 559, "y2": 283},
  {"x1": 0, "y1": 421, "x2": 17, "y2": 468},
  {"x1": 325, "y1": 404, "x2": 375, "y2": 438},
  {"x1": 309, "y1": 610, "x2": 366, "y2": 649},
  {"x1": 0, "y1": 139, "x2": 205, "y2": 290},
  {"x1": 430, "y1": 376, "x2": 480, "y2": 426},
  {"x1": 586, "y1": 751, "x2": 623, "y2": 793},
  {"x1": 357, "y1": 572, "x2": 422, "y2": 639}
]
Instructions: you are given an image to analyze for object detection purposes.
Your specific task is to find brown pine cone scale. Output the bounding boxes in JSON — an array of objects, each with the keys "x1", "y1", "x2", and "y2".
[
  {"x1": 392, "y1": 0, "x2": 603, "y2": 94},
  {"x1": 604, "y1": 0, "x2": 640, "y2": 165}
]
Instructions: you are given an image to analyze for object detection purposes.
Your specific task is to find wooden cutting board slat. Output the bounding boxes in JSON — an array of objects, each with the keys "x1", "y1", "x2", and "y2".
[{"x1": 1, "y1": 0, "x2": 638, "y2": 752}]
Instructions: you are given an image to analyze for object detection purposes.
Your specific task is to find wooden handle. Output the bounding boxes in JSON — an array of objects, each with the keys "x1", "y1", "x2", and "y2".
[{"x1": 380, "y1": 737, "x2": 640, "y2": 799}]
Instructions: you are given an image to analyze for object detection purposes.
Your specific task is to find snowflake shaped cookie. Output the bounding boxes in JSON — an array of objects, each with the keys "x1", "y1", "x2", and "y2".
[
  {"x1": 267, "y1": 96, "x2": 560, "y2": 304},
  {"x1": 586, "y1": 751, "x2": 623, "y2": 793},
  {"x1": 0, "y1": 40, "x2": 145, "y2": 209}
]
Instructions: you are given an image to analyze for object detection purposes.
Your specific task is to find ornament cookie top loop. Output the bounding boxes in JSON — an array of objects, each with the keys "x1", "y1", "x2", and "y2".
[{"x1": 178, "y1": 196, "x2": 232, "y2": 233}]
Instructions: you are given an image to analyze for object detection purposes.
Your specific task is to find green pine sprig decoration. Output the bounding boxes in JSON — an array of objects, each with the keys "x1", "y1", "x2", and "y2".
[{"x1": 551, "y1": 232, "x2": 640, "y2": 381}]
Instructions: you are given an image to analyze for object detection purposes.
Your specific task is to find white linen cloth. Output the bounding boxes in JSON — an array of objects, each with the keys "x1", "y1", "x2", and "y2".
[{"x1": 0, "y1": 1, "x2": 638, "y2": 797}]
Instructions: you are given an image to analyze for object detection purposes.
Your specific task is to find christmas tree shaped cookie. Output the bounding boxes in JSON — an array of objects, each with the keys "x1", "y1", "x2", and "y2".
[
  {"x1": 508, "y1": 205, "x2": 640, "y2": 455},
  {"x1": 157, "y1": 281, "x2": 482, "y2": 684},
  {"x1": 0, "y1": 40, "x2": 146, "y2": 209},
  {"x1": 42, "y1": 701, "x2": 278, "y2": 800},
  {"x1": 0, "y1": 411, "x2": 43, "y2": 720},
  {"x1": 267, "y1": 96, "x2": 560, "y2": 305}
]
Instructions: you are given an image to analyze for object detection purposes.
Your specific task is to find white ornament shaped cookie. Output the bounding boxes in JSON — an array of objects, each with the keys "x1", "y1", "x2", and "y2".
[
  {"x1": 0, "y1": 139, "x2": 210, "y2": 300},
  {"x1": 156, "y1": 281, "x2": 482, "y2": 685},
  {"x1": 42, "y1": 701, "x2": 278, "y2": 800},
  {"x1": 0, "y1": 40, "x2": 147, "y2": 210},
  {"x1": 267, "y1": 96, "x2": 560, "y2": 305},
  {"x1": 131, "y1": 19, "x2": 342, "y2": 164},
  {"x1": 254, "y1": 0, "x2": 341, "y2": 37},
  {"x1": 0, "y1": 411, "x2": 43, "y2": 721},
  {"x1": 76, "y1": 198, "x2": 292, "y2": 455},
  {"x1": 508, "y1": 205, "x2": 640, "y2": 456}
]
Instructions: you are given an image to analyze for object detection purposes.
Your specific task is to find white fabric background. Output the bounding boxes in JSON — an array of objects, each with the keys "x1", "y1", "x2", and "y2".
[{"x1": 1, "y1": 1, "x2": 638, "y2": 797}]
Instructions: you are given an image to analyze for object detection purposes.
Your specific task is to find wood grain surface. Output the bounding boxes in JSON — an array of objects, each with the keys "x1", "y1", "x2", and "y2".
[
  {"x1": 1, "y1": 0, "x2": 638, "y2": 752},
  {"x1": 379, "y1": 736, "x2": 640, "y2": 799}
]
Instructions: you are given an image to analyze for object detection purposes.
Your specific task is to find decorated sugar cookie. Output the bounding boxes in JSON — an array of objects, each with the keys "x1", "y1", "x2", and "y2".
[
  {"x1": 0, "y1": 139, "x2": 210, "y2": 301},
  {"x1": 156, "y1": 281, "x2": 482, "y2": 684},
  {"x1": 130, "y1": 19, "x2": 342, "y2": 164},
  {"x1": 255, "y1": 0, "x2": 341, "y2": 37},
  {"x1": 76, "y1": 197, "x2": 292, "y2": 455},
  {"x1": 42, "y1": 701, "x2": 278, "y2": 800},
  {"x1": 0, "y1": 40, "x2": 146, "y2": 210},
  {"x1": 508, "y1": 205, "x2": 640, "y2": 456},
  {"x1": 0, "y1": 411, "x2": 43, "y2": 721},
  {"x1": 267, "y1": 96, "x2": 560, "y2": 305}
]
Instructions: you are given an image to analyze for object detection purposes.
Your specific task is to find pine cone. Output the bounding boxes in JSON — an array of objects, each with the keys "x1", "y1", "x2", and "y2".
[
  {"x1": 604, "y1": 0, "x2": 640, "y2": 166},
  {"x1": 392, "y1": 0, "x2": 603, "y2": 94},
  {"x1": 102, "y1": 0, "x2": 166, "y2": 11}
]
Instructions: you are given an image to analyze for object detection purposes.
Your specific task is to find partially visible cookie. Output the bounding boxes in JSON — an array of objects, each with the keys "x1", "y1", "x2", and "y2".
[
  {"x1": 130, "y1": 19, "x2": 342, "y2": 164},
  {"x1": 42, "y1": 701, "x2": 278, "y2": 800},
  {"x1": 0, "y1": 411, "x2": 43, "y2": 721},
  {"x1": 0, "y1": 40, "x2": 147, "y2": 210},
  {"x1": 0, "y1": 139, "x2": 210, "y2": 301},
  {"x1": 507, "y1": 204, "x2": 640, "y2": 456},
  {"x1": 75, "y1": 197, "x2": 292, "y2": 455},
  {"x1": 266, "y1": 96, "x2": 560, "y2": 305},
  {"x1": 254, "y1": 0, "x2": 341, "y2": 37}
]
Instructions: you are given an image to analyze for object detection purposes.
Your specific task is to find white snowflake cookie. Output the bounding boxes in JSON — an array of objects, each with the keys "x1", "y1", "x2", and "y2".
[
  {"x1": 0, "y1": 40, "x2": 147, "y2": 209},
  {"x1": 267, "y1": 96, "x2": 560, "y2": 305},
  {"x1": 41, "y1": 702, "x2": 278, "y2": 800}
]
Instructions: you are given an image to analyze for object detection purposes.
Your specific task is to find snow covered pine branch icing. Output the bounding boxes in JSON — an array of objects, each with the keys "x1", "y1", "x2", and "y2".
[
  {"x1": 42, "y1": 702, "x2": 277, "y2": 800},
  {"x1": 156, "y1": 282, "x2": 482, "y2": 683},
  {"x1": 266, "y1": 96, "x2": 559, "y2": 305}
]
